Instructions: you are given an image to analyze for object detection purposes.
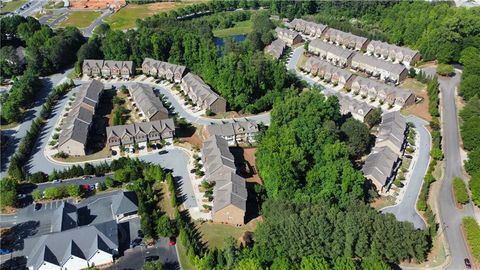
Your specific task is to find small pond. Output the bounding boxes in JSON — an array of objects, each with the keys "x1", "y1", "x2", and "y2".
[{"x1": 214, "y1": 34, "x2": 247, "y2": 55}]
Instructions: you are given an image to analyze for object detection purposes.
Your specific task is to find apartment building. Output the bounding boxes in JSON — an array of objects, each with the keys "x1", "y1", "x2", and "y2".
[
  {"x1": 322, "y1": 28, "x2": 369, "y2": 51},
  {"x1": 128, "y1": 83, "x2": 169, "y2": 121},
  {"x1": 205, "y1": 121, "x2": 259, "y2": 146},
  {"x1": 351, "y1": 54, "x2": 408, "y2": 84},
  {"x1": 302, "y1": 56, "x2": 355, "y2": 88},
  {"x1": 181, "y1": 72, "x2": 227, "y2": 114},
  {"x1": 308, "y1": 39, "x2": 354, "y2": 68},
  {"x1": 366, "y1": 40, "x2": 421, "y2": 67},
  {"x1": 275, "y1": 27, "x2": 303, "y2": 46}
]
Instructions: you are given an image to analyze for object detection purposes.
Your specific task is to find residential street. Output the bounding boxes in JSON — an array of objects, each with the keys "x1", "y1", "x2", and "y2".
[
  {"x1": 1, "y1": 68, "x2": 72, "y2": 176},
  {"x1": 423, "y1": 67, "x2": 477, "y2": 269},
  {"x1": 83, "y1": 9, "x2": 113, "y2": 37},
  {"x1": 381, "y1": 116, "x2": 431, "y2": 230}
]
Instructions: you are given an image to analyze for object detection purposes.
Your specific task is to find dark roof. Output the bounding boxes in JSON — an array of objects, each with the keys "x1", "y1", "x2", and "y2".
[
  {"x1": 111, "y1": 191, "x2": 138, "y2": 216},
  {"x1": 51, "y1": 202, "x2": 78, "y2": 233}
]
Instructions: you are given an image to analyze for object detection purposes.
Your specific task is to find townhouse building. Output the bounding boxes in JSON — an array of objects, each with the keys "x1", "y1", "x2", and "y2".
[
  {"x1": 58, "y1": 80, "x2": 104, "y2": 156},
  {"x1": 82, "y1": 60, "x2": 104, "y2": 77},
  {"x1": 375, "y1": 111, "x2": 407, "y2": 155},
  {"x1": 141, "y1": 58, "x2": 187, "y2": 83},
  {"x1": 351, "y1": 54, "x2": 408, "y2": 84},
  {"x1": 128, "y1": 83, "x2": 169, "y2": 121},
  {"x1": 181, "y1": 72, "x2": 227, "y2": 114},
  {"x1": 83, "y1": 60, "x2": 134, "y2": 78},
  {"x1": 362, "y1": 146, "x2": 400, "y2": 193},
  {"x1": 288, "y1": 18, "x2": 328, "y2": 38},
  {"x1": 205, "y1": 121, "x2": 259, "y2": 146},
  {"x1": 308, "y1": 39, "x2": 354, "y2": 68},
  {"x1": 366, "y1": 40, "x2": 421, "y2": 67},
  {"x1": 322, "y1": 28, "x2": 369, "y2": 51},
  {"x1": 265, "y1": 39, "x2": 287, "y2": 60},
  {"x1": 201, "y1": 135, "x2": 247, "y2": 226},
  {"x1": 350, "y1": 76, "x2": 415, "y2": 107},
  {"x1": 275, "y1": 27, "x2": 303, "y2": 46},
  {"x1": 302, "y1": 56, "x2": 355, "y2": 88},
  {"x1": 106, "y1": 119, "x2": 175, "y2": 152}
]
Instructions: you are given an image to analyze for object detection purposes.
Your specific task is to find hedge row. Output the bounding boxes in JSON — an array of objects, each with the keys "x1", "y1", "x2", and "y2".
[
  {"x1": 7, "y1": 80, "x2": 75, "y2": 182},
  {"x1": 453, "y1": 177, "x2": 470, "y2": 205},
  {"x1": 463, "y1": 217, "x2": 480, "y2": 262}
]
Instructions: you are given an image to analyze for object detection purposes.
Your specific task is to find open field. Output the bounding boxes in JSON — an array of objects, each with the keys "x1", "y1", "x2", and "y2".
[
  {"x1": 213, "y1": 20, "x2": 253, "y2": 38},
  {"x1": 105, "y1": 2, "x2": 191, "y2": 30},
  {"x1": 59, "y1": 11, "x2": 101, "y2": 28},
  {"x1": 0, "y1": 0, "x2": 27, "y2": 12}
]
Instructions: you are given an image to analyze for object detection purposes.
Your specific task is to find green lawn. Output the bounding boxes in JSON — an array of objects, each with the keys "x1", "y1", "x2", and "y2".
[
  {"x1": 176, "y1": 241, "x2": 197, "y2": 270},
  {"x1": 197, "y1": 222, "x2": 255, "y2": 249},
  {"x1": 1, "y1": 0, "x2": 27, "y2": 13},
  {"x1": 59, "y1": 11, "x2": 101, "y2": 28},
  {"x1": 212, "y1": 20, "x2": 253, "y2": 38},
  {"x1": 105, "y1": 2, "x2": 190, "y2": 31}
]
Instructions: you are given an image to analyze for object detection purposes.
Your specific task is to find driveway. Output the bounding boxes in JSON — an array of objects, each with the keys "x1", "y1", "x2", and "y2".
[
  {"x1": 423, "y1": 67, "x2": 477, "y2": 269},
  {"x1": 381, "y1": 116, "x2": 431, "y2": 229},
  {"x1": 1, "y1": 68, "x2": 72, "y2": 175}
]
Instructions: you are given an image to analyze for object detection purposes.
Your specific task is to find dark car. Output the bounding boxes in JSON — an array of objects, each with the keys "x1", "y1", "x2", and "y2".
[
  {"x1": 464, "y1": 258, "x2": 472, "y2": 269},
  {"x1": 169, "y1": 236, "x2": 176, "y2": 246},
  {"x1": 137, "y1": 230, "x2": 144, "y2": 238},
  {"x1": 130, "y1": 238, "x2": 142, "y2": 248},
  {"x1": 34, "y1": 203, "x2": 42, "y2": 211},
  {"x1": 145, "y1": 256, "x2": 159, "y2": 262}
]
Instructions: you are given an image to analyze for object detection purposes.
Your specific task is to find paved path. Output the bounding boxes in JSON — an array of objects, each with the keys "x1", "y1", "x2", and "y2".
[
  {"x1": 381, "y1": 116, "x2": 430, "y2": 229},
  {"x1": 83, "y1": 9, "x2": 112, "y2": 37},
  {"x1": 423, "y1": 67, "x2": 477, "y2": 270},
  {"x1": 1, "y1": 68, "x2": 71, "y2": 175}
]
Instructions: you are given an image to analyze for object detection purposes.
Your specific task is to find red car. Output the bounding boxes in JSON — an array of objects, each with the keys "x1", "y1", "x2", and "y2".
[
  {"x1": 464, "y1": 258, "x2": 471, "y2": 269},
  {"x1": 169, "y1": 237, "x2": 176, "y2": 246}
]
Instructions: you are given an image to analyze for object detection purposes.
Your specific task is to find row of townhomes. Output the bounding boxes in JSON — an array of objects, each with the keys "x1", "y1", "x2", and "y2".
[
  {"x1": 180, "y1": 72, "x2": 227, "y2": 114},
  {"x1": 289, "y1": 18, "x2": 327, "y2": 39},
  {"x1": 141, "y1": 58, "x2": 187, "y2": 83},
  {"x1": 350, "y1": 76, "x2": 415, "y2": 107},
  {"x1": 351, "y1": 54, "x2": 408, "y2": 84},
  {"x1": 301, "y1": 56, "x2": 415, "y2": 108},
  {"x1": 362, "y1": 112, "x2": 407, "y2": 193},
  {"x1": 308, "y1": 38, "x2": 354, "y2": 68},
  {"x1": 302, "y1": 56, "x2": 355, "y2": 88},
  {"x1": 58, "y1": 80, "x2": 105, "y2": 156},
  {"x1": 286, "y1": 19, "x2": 421, "y2": 67},
  {"x1": 275, "y1": 27, "x2": 303, "y2": 46},
  {"x1": 201, "y1": 135, "x2": 247, "y2": 226},
  {"x1": 106, "y1": 119, "x2": 175, "y2": 152},
  {"x1": 366, "y1": 40, "x2": 421, "y2": 67},
  {"x1": 324, "y1": 92, "x2": 374, "y2": 122},
  {"x1": 205, "y1": 121, "x2": 259, "y2": 146},
  {"x1": 265, "y1": 38, "x2": 287, "y2": 60},
  {"x1": 128, "y1": 83, "x2": 169, "y2": 122},
  {"x1": 25, "y1": 192, "x2": 139, "y2": 270},
  {"x1": 82, "y1": 60, "x2": 134, "y2": 78}
]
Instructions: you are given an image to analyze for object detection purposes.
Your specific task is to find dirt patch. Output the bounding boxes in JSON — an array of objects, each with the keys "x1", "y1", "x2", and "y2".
[
  {"x1": 229, "y1": 147, "x2": 261, "y2": 184},
  {"x1": 401, "y1": 88, "x2": 431, "y2": 122},
  {"x1": 370, "y1": 195, "x2": 396, "y2": 210},
  {"x1": 0, "y1": 207, "x2": 16, "y2": 215},
  {"x1": 179, "y1": 124, "x2": 203, "y2": 149}
]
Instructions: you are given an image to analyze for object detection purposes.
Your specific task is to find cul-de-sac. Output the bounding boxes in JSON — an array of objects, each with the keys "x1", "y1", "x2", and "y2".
[{"x1": 1, "y1": 0, "x2": 480, "y2": 269}]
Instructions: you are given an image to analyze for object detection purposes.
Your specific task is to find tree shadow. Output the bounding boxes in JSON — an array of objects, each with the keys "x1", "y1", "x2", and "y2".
[
  {"x1": 77, "y1": 206, "x2": 97, "y2": 226},
  {"x1": 0, "y1": 255, "x2": 26, "y2": 270},
  {"x1": 2, "y1": 221, "x2": 40, "y2": 251},
  {"x1": 177, "y1": 210, "x2": 206, "y2": 255}
]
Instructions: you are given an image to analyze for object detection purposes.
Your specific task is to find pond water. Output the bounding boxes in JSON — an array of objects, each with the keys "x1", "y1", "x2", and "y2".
[{"x1": 214, "y1": 34, "x2": 247, "y2": 54}]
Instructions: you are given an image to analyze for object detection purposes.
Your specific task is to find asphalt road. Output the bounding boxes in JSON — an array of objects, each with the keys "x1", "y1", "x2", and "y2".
[
  {"x1": 1, "y1": 68, "x2": 72, "y2": 175},
  {"x1": 381, "y1": 116, "x2": 431, "y2": 229},
  {"x1": 83, "y1": 9, "x2": 113, "y2": 37},
  {"x1": 15, "y1": 0, "x2": 48, "y2": 17},
  {"x1": 423, "y1": 67, "x2": 477, "y2": 270}
]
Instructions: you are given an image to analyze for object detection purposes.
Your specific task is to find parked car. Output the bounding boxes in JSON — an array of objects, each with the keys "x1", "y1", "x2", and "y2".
[
  {"x1": 404, "y1": 154, "x2": 413, "y2": 159},
  {"x1": 464, "y1": 258, "x2": 472, "y2": 269},
  {"x1": 169, "y1": 236, "x2": 176, "y2": 246},
  {"x1": 16, "y1": 194, "x2": 27, "y2": 199},
  {"x1": 89, "y1": 184, "x2": 95, "y2": 191},
  {"x1": 52, "y1": 179, "x2": 61, "y2": 183},
  {"x1": 0, "y1": 249, "x2": 12, "y2": 255},
  {"x1": 82, "y1": 175, "x2": 92, "y2": 180},
  {"x1": 34, "y1": 203, "x2": 42, "y2": 211},
  {"x1": 137, "y1": 230, "x2": 144, "y2": 238}
]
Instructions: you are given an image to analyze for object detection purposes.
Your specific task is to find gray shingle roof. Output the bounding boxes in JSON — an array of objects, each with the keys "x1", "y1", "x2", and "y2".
[
  {"x1": 106, "y1": 119, "x2": 175, "y2": 145},
  {"x1": 51, "y1": 202, "x2": 78, "y2": 233},
  {"x1": 323, "y1": 28, "x2": 368, "y2": 50},
  {"x1": 352, "y1": 53, "x2": 407, "y2": 76},
  {"x1": 265, "y1": 39, "x2": 286, "y2": 59},
  {"x1": 206, "y1": 122, "x2": 259, "y2": 138},
  {"x1": 128, "y1": 83, "x2": 168, "y2": 120},
  {"x1": 25, "y1": 220, "x2": 118, "y2": 270},
  {"x1": 201, "y1": 135, "x2": 236, "y2": 178},
  {"x1": 362, "y1": 146, "x2": 398, "y2": 187},
  {"x1": 111, "y1": 191, "x2": 138, "y2": 216},
  {"x1": 181, "y1": 72, "x2": 225, "y2": 107},
  {"x1": 212, "y1": 172, "x2": 247, "y2": 213},
  {"x1": 367, "y1": 40, "x2": 420, "y2": 63},
  {"x1": 376, "y1": 111, "x2": 407, "y2": 151},
  {"x1": 303, "y1": 56, "x2": 354, "y2": 82}
]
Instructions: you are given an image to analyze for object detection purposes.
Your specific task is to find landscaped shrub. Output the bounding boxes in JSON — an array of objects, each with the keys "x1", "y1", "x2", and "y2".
[
  {"x1": 463, "y1": 217, "x2": 480, "y2": 262},
  {"x1": 453, "y1": 177, "x2": 470, "y2": 204},
  {"x1": 436, "y1": 64, "x2": 454, "y2": 77}
]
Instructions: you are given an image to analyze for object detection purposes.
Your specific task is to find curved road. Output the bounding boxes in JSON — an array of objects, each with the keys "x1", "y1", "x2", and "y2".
[
  {"x1": 381, "y1": 116, "x2": 430, "y2": 230},
  {"x1": 423, "y1": 67, "x2": 476, "y2": 270}
]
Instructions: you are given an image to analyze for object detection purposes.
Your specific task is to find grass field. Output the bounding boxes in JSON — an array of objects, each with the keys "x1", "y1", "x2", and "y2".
[
  {"x1": 197, "y1": 221, "x2": 257, "y2": 249},
  {"x1": 213, "y1": 20, "x2": 253, "y2": 38},
  {"x1": 176, "y1": 240, "x2": 197, "y2": 270},
  {"x1": 105, "y1": 2, "x2": 191, "y2": 30},
  {"x1": 59, "y1": 11, "x2": 101, "y2": 28},
  {"x1": 1, "y1": 0, "x2": 27, "y2": 13}
]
